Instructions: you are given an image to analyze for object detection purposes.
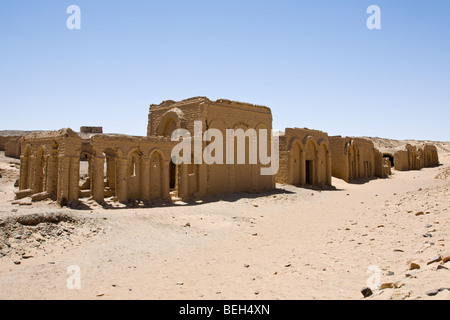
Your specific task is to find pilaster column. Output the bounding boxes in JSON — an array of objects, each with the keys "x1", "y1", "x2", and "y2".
[
  {"x1": 287, "y1": 150, "x2": 294, "y2": 185},
  {"x1": 251, "y1": 164, "x2": 258, "y2": 192},
  {"x1": 140, "y1": 156, "x2": 151, "y2": 201},
  {"x1": 228, "y1": 164, "x2": 235, "y2": 194},
  {"x1": 68, "y1": 156, "x2": 80, "y2": 203},
  {"x1": 314, "y1": 150, "x2": 320, "y2": 186},
  {"x1": 46, "y1": 154, "x2": 58, "y2": 196},
  {"x1": 161, "y1": 160, "x2": 170, "y2": 200},
  {"x1": 57, "y1": 156, "x2": 71, "y2": 205},
  {"x1": 326, "y1": 151, "x2": 332, "y2": 186},
  {"x1": 29, "y1": 155, "x2": 38, "y2": 193},
  {"x1": 300, "y1": 150, "x2": 306, "y2": 185},
  {"x1": 116, "y1": 158, "x2": 128, "y2": 203},
  {"x1": 19, "y1": 155, "x2": 30, "y2": 190},
  {"x1": 198, "y1": 163, "x2": 207, "y2": 197},
  {"x1": 178, "y1": 163, "x2": 189, "y2": 199},
  {"x1": 92, "y1": 155, "x2": 105, "y2": 203}
]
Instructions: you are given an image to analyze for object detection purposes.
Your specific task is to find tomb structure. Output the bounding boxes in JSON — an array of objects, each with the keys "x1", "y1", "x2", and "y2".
[
  {"x1": 276, "y1": 128, "x2": 332, "y2": 187},
  {"x1": 394, "y1": 144, "x2": 439, "y2": 171},
  {"x1": 19, "y1": 128, "x2": 177, "y2": 205},
  {"x1": 148, "y1": 97, "x2": 276, "y2": 197},
  {"x1": 329, "y1": 136, "x2": 388, "y2": 182},
  {"x1": 0, "y1": 131, "x2": 29, "y2": 158},
  {"x1": 5, "y1": 136, "x2": 22, "y2": 158}
]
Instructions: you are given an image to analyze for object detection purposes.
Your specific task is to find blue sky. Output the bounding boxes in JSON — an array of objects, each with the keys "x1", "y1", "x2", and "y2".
[{"x1": 0, "y1": 0, "x2": 449, "y2": 141}]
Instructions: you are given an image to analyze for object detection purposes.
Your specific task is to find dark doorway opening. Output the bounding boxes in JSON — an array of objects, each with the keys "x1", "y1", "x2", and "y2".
[
  {"x1": 169, "y1": 162, "x2": 177, "y2": 190},
  {"x1": 305, "y1": 160, "x2": 313, "y2": 185},
  {"x1": 384, "y1": 154, "x2": 394, "y2": 167}
]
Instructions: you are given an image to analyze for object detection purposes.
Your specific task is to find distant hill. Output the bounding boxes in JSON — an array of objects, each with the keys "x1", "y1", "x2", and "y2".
[
  {"x1": 0, "y1": 130, "x2": 32, "y2": 137},
  {"x1": 362, "y1": 137, "x2": 450, "y2": 156}
]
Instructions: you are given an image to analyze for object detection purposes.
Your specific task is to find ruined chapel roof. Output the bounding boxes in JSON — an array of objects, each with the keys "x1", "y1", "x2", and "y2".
[{"x1": 149, "y1": 96, "x2": 271, "y2": 113}]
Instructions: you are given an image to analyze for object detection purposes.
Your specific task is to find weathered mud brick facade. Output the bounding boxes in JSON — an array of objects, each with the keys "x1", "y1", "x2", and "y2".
[
  {"x1": 0, "y1": 131, "x2": 28, "y2": 159},
  {"x1": 394, "y1": 144, "x2": 439, "y2": 171},
  {"x1": 329, "y1": 136, "x2": 387, "y2": 182},
  {"x1": 374, "y1": 149, "x2": 392, "y2": 178},
  {"x1": 18, "y1": 129, "x2": 177, "y2": 205},
  {"x1": 5, "y1": 136, "x2": 22, "y2": 158},
  {"x1": 276, "y1": 128, "x2": 332, "y2": 187},
  {"x1": 19, "y1": 129, "x2": 82, "y2": 205},
  {"x1": 148, "y1": 97, "x2": 276, "y2": 197}
]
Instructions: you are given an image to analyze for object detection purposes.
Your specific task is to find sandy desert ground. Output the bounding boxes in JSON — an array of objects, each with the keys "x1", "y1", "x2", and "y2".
[{"x1": 0, "y1": 139, "x2": 449, "y2": 300}]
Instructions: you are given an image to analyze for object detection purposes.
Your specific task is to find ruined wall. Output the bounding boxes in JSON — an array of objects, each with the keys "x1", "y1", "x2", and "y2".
[
  {"x1": 394, "y1": 150, "x2": 409, "y2": 171},
  {"x1": 374, "y1": 149, "x2": 383, "y2": 178},
  {"x1": 88, "y1": 135, "x2": 176, "y2": 203},
  {"x1": 329, "y1": 137, "x2": 348, "y2": 182},
  {"x1": 394, "y1": 144, "x2": 439, "y2": 171},
  {"x1": 0, "y1": 135, "x2": 23, "y2": 152},
  {"x1": 5, "y1": 137, "x2": 22, "y2": 158},
  {"x1": 0, "y1": 137, "x2": 8, "y2": 151},
  {"x1": 277, "y1": 128, "x2": 332, "y2": 187},
  {"x1": 374, "y1": 149, "x2": 392, "y2": 178},
  {"x1": 329, "y1": 136, "x2": 382, "y2": 182},
  {"x1": 395, "y1": 144, "x2": 420, "y2": 171},
  {"x1": 354, "y1": 138, "x2": 376, "y2": 178},
  {"x1": 80, "y1": 126, "x2": 103, "y2": 134},
  {"x1": 19, "y1": 129, "x2": 178, "y2": 205},
  {"x1": 423, "y1": 144, "x2": 439, "y2": 167},
  {"x1": 19, "y1": 129, "x2": 82, "y2": 205}
]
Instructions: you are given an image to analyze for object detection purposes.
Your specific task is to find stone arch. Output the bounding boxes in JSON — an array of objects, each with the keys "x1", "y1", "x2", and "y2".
[
  {"x1": 103, "y1": 148, "x2": 117, "y2": 194},
  {"x1": 303, "y1": 136, "x2": 318, "y2": 159},
  {"x1": 127, "y1": 149, "x2": 143, "y2": 200},
  {"x1": 115, "y1": 148, "x2": 125, "y2": 159},
  {"x1": 303, "y1": 137, "x2": 318, "y2": 185},
  {"x1": 383, "y1": 153, "x2": 394, "y2": 167},
  {"x1": 149, "y1": 148, "x2": 165, "y2": 199},
  {"x1": 80, "y1": 152, "x2": 91, "y2": 162},
  {"x1": 157, "y1": 108, "x2": 185, "y2": 137}
]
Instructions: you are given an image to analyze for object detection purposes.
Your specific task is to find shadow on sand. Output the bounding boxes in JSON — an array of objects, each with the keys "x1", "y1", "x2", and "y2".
[{"x1": 69, "y1": 184, "x2": 342, "y2": 211}]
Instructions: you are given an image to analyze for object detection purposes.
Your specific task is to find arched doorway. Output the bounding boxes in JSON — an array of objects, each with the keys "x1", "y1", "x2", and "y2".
[
  {"x1": 128, "y1": 150, "x2": 142, "y2": 200},
  {"x1": 150, "y1": 151, "x2": 164, "y2": 199},
  {"x1": 383, "y1": 154, "x2": 394, "y2": 167},
  {"x1": 304, "y1": 139, "x2": 317, "y2": 185}
]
